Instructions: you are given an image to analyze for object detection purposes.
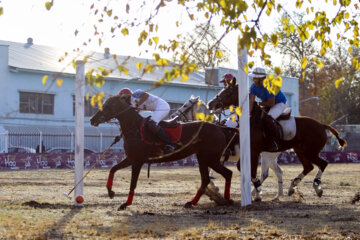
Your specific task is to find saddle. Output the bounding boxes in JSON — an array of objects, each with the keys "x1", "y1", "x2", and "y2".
[
  {"x1": 276, "y1": 107, "x2": 292, "y2": 121},
  {"x1": 140, "y1": 117, "x2": 182, "y2": 145}
]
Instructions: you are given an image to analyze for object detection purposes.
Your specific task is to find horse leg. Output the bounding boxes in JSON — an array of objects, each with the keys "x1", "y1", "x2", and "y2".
[
  {"x1": 106, "y1": 157, "x2": 132, "y2": 199},
  {"x1": 288, "y1": 151, "x2": 314, "y2": 196},
  {"x1": 251, "y1": 151, "x2": 262, "y2": 202},
  {"x1": 310, "y1": 154, "x2": 328, "y2": 197},
  {"x1": 118, "y1": 162, "x2": 143, "y2": 211},
  {"x1": 268, "y1": 153, "x2": 283, "y2": 200},
  {"x1": 208, "y1": 161, "x2": 233, "y2": 202},
  {"x1": 185, "y1": 163, "x2": 210, "y2": 208}
]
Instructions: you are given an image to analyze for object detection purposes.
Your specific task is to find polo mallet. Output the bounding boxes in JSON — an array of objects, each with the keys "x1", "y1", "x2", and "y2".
[{"x1": 63, "y1": 134, "x2": 122, "y2": 199}]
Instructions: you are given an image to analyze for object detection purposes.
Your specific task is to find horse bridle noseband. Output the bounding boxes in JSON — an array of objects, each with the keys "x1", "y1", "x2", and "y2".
[
  {"x1": 174, "y1": 99, "x2": 198, "y2": 122},
  {"x1": 214, "y1": 85, "x2": 237, "y2": 110}
]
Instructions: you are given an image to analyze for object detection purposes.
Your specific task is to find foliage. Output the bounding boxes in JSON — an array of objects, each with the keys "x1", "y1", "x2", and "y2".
[{"x1": 23, "y1": 1, "x2": 360, "y2": 109}]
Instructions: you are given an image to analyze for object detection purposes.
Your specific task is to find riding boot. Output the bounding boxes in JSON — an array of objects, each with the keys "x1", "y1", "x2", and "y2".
[
  {"x1": 156, "y1": 127, "x2": 178, "y2": 153},
  {"x1": 145, "y1": 119, "x2": 178, "y2": 153},
  {"x1": 264, "y1": 116, "x2": 281, "y2": 152}
]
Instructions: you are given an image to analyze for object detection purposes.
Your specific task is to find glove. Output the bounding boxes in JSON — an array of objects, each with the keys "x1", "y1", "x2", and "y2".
[{"x1": 114, "y1": 135, "x2": 121, "y2": 143}]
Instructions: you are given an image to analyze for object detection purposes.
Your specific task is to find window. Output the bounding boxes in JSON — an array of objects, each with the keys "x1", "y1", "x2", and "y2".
[
  {"x1": 19, "y1": 92, "x2": 54, "y2": 114},
  {"x1": 72, "y1": 96, "x2": 99, "y2": 117}
]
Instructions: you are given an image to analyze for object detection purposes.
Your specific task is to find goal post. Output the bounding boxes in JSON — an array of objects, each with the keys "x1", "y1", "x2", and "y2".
[
  {"x1": 74, "y1": 60, "x2": 85, "y2": 206},
  {"x1": 237, "y1": 47, "x2": 252, "y2": 206}
]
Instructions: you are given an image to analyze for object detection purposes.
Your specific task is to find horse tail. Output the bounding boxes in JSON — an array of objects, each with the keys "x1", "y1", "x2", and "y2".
[{"x1": 324, "y1": 124, "x2": 347, "y2": 150}]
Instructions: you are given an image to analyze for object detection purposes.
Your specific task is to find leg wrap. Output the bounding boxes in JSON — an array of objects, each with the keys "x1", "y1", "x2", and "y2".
[
  {"x1": 224, "y1": 181, "x2": 231, "y2": 200},
  {"x1": 190, "y1": 190, "x2": 203, "y2": 205},
  {"x1": 125, "y1": 190, "x2": 135, "y2": 205},
  {"x1": 252, "y1": 178, "x2": 262, "y2": 190},
  {"x1": 106, "y1": 172, "x2": 115, "y2": 189}
]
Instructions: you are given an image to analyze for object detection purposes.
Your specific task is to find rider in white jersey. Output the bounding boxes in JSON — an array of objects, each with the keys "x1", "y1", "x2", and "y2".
[{"x1": 119, "y1": 88, "x2": 177, "y2": 153}]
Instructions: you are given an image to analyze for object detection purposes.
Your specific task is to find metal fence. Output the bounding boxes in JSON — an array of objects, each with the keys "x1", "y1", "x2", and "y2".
[{"x1": 0, "y1": 125, "x2": 123, "y2": 153}]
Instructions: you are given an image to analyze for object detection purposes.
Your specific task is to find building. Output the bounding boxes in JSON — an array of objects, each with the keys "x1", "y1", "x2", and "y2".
[{"x1": 0, "y1": 39, "x2": 299, "y2": 152}]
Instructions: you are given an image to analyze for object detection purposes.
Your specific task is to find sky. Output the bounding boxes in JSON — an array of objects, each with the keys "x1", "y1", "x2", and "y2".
[
  {"x1": 0, "y1": 0, "x2": 352, "y2": 70},
  {"x1": 0, "y1": 0, "x2": 259, "y2": 69}
]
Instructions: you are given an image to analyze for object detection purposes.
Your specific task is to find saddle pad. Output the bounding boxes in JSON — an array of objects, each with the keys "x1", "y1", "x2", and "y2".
[
  {"x1": 164, "y1": 125, "x2": 182, "y2": 142},
  {"x1": 279, "y1": 116, "x2": 296, "y2": 141}
]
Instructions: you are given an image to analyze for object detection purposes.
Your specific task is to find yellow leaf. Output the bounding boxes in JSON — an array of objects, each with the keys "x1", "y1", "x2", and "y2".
[
  {"x1": 231, "y1": 115, "x2": 236, "y2": 123},
  {"x1": 56, "y1": 79, "x2": 63, "y2": 87},
  {"x1": 349, "y1": 47, "x2": 353, "y2": 54},
  {"x1": 136, "y1": 62, "x2": 143, "y2": 71},
  {"x1": 42, "y1": 75, "x2": 48, "y2": 85},
  {"x1": 121, "y1": 28, "x2": 129, "y2": 36},
  {"x1": 229, "y1": 105, "x2": 234, "y2": 112},
  {"x1": 215, "y1": 51, "x2": 223, "y2": 59},
  {"x1": 181, "y1": 74, "x2": 189, "y2": 82},
  {"x1": 196, "y1": 113, "x2": 205, "y2": 121},
  {"x1": 301, "y1": 57, "x2": 308, "y2": 69},
  {"x1": 152, "y1": 37, "x2": 159, "y2": 45},
  {"x1": 235, "y1": 107, "x2": 242, "y2": 117},
  {"x1": 320, "y1": 48, "x2": 326, "y2": 56},
  {"x1": 45, "y1": 1, "x2": 53, "y2": 10},
  {"x1": 274, "y1": 67, "x2": 281, "y2": 75},
  {"x1": 335, "y1": 78, "x2": 343, "y2": 88}
]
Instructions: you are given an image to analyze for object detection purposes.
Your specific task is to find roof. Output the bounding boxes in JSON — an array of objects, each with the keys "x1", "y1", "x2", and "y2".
[{"x1": 0, "y1": 39, "x2": 207, "y2": 87}]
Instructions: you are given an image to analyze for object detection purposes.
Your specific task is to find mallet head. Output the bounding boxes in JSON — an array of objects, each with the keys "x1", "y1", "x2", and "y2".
[{"x1": 63, "y1": 192, "x2": 72, "y2": 200}]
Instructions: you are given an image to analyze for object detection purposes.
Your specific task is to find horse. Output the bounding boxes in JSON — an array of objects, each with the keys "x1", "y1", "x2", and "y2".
[
  {"x1": 171, "y1": 95, "x2": 284, "y2": 200},
  {"x1": 208, "y1": 81, "x2": 347, "y2": 200},
  {"x1": 170, "y1": 95, "x2": 215, "y2": 122},
  {"x1": 90, "y1": 95, "x2": 237, "y2": 210}
]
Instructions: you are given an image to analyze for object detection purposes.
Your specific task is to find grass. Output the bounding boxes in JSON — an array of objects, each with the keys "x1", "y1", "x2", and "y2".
[{"x1": 0, "y1": 164, "x2": 359, "y2": 239}]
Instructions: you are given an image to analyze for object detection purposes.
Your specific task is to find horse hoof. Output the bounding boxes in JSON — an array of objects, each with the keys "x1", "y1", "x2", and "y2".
[
  {"x1": 118, "y1": 203, "x2": 127, "y2": 211},
  {"x1": 272, "y1": 195, "x2": 280, "y2": 201},
  {"x1": 184, "y1": 202, "x2": 193, "y2": 208},
  {"x1": 108, "y1": 189, "x2": 115, "y2": 199},
  {"x1": 254, "y1": 196, "x2": 262, "y2": 202},
  {"x1": 316, "y1": 189, "x2": 323, "y2": 198},
  {"x1": 227, "y1": 199, "x2": 234, "y2": 205},
  {"x1": 288, "y1": 189, "x2": 295, "y2": 196}
]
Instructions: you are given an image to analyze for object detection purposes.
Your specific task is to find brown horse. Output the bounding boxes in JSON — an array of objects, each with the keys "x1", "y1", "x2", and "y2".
[
  {"x1": 90, "y1": 95, "x2": 236, "y2": 210},
  {"x1": 208, "y1": 81, "x2": 347, "y2": 199}
]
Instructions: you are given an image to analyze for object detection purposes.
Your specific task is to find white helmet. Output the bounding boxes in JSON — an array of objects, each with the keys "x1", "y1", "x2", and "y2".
[{"x1": 249, "y1": 67, "x2": 267, "y2": 78}]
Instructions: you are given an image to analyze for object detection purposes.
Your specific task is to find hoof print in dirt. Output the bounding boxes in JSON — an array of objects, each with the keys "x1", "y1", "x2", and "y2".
[
  {"x1": 118, "y1": 203, "x2": 128, "y2": 211},
  {"x1": 184, "y1": 202, "x2": 193, "y2": 208}
]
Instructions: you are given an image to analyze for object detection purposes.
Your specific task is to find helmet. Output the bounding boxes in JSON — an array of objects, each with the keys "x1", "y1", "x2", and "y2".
[
  {"x1": 221, "y1": 73, "x2": 235, "y2": 82},
  {"x1": 249, "y1": 67, "x2": 267, "y2": 78},
  {"x1": 118, "y1": 88, "x2": 132, "y2": 95}
]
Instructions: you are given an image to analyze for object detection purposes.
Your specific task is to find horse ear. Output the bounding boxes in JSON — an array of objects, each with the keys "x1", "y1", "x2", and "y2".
[
  {"x1": 230, "y1": 77, "x2": 237, "y2": 86},
  {"x1": 196, "y1": 96, "x2": 200, "y2": 100}
]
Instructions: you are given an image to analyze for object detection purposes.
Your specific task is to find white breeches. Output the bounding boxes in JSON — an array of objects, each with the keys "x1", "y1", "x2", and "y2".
[
  {"x1": 268, "y1": 102, "x2": 288, "y2": 119},
  {"x1": 224, "y1": 114, "x2": 238, "y2": 128},
  {"x1": 151, "y1": 101, "x2": 170, "y2": 123}
]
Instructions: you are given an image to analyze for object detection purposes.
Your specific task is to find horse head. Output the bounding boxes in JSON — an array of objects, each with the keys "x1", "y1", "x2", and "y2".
[
  {"x1": 90, "y1": 95, "x2": 131, "y2": 127},
  {"x1": 170, "y1": 96, "x2": 200, "y2": 121},
  {"x1": 208, "y1": 83, "x2": 238, "y2": 113}
]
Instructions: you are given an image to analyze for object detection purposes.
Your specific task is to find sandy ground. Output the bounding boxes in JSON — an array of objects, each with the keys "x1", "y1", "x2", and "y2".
[{"x1": 0, "y1": 163, "x2": 359, "y2": 239}]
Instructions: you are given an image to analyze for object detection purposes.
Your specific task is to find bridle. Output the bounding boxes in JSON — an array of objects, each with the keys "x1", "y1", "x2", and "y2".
[
  {"x1": 173, "y1": 98, "x2": 198, "y2": 122},
  {"x1": 213, "y1": 85, "x2": 238, "y2": 110}
]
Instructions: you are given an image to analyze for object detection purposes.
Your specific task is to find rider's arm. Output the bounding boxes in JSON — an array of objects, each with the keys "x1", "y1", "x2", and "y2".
[
  {"x1": 259, "y1": 97, "x2": 275, "y2": 107},
  {"x1": 134, "y1": 91, "x2": 149, "y2": 107}
]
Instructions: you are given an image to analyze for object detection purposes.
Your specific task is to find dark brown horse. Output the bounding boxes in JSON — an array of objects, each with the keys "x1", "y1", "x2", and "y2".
[
  {"x1": 90, "y1": 95, "x2": 236, "y2": 210},
  {"x1": 208, "y1": 81, "x2": 347, "y2": 199}
]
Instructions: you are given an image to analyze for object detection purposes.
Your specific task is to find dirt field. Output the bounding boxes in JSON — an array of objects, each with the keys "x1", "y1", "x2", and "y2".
[{"x1": 0, "y1": 163, "x2": 359, "y2": 239}]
